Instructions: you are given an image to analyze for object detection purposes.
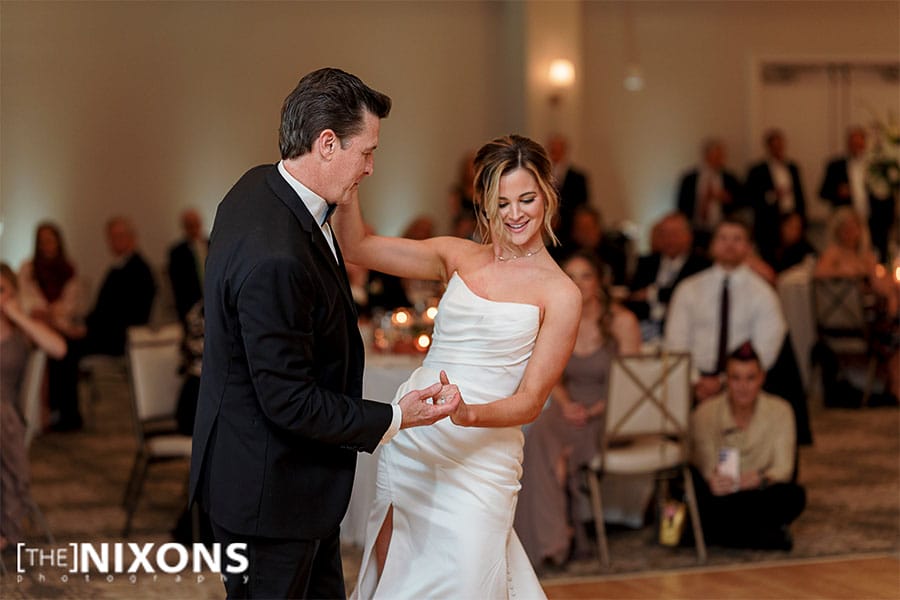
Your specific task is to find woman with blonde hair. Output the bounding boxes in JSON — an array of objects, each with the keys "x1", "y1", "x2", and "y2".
[{"x1": 335, "y1": 134, "x2": 581, "y2": 598}]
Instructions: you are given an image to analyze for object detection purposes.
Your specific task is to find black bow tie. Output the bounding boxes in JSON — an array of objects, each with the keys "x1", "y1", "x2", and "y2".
[{"x1": 322, "y1": 203, "x2": 337, "y2": 226}]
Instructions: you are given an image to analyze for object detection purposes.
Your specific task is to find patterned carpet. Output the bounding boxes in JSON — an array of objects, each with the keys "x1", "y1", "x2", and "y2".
[{"x1": 1, "y1": 368, "x2": 898, "y2": 598}]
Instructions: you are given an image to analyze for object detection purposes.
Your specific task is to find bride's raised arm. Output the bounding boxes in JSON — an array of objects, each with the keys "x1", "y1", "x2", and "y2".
[{"x1": 332, "y1": 186, "x2": 470, "y2": 282}]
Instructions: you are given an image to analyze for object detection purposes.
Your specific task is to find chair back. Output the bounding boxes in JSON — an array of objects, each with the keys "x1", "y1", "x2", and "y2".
[
  {"x1": 811, "y1": 277, "x2": 867, "y2": 336},
  {"x1": 20, "y1": 350, "x2": 48, "y2": 449},
  {"x1": 605, "y1": 352, "x2": 692, "y2": 441},
  {"x1": 126, "y1": 323, "x2": 184, "y2": 425}
]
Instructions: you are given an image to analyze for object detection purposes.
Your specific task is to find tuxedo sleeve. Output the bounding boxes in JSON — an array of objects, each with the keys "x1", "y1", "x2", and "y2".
[{"x1": 236, "y1": 254, "x2": 391, "y2": 451}]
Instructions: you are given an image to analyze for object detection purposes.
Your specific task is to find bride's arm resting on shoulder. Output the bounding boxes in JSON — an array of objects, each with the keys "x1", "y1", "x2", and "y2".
[
  {"x1": 332, "y1": 188, "x2": 470, "y2": 282},
  {"x1": 450, "y1": 281, "x2": 581, "y2": 428}
]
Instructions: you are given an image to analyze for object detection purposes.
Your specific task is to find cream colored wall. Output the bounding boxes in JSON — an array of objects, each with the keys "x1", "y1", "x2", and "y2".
[
  {"x1": 1, "y1": 1, "x2": 516, "y2": 295},
  {"x1": 580, "y1": 0, "x2": 899, "y2": 248},
  {"x1": 2, "y1": 1, "x2": 897, "y2": 293}
]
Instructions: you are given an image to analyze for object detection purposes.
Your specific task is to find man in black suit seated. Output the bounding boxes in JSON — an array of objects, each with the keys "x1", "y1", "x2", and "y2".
[
  {"x1": 819, "y1": 126, "x2": 896, "y2": 262},
  {"x1": 676, "y1": 138, "x2": 744, "y2": 254},
  {"x1": 559, "y1": 205, "x2": 628, "y2": 286},
  {"x1": 546, "y1": 133, "x2": 589, "y2": 248},
  {"x1": 167, "y1": 208, "x2": 208, "y2": 323},
  {"x1": 626, "y1": 212, "x2": 709, "y2": 341},
  {"x1": 82, "y1": 216, "x2": 156, "y2": 356},
  {"x1": 745, "y1": 129, "x2": 807, "y2": 266}
]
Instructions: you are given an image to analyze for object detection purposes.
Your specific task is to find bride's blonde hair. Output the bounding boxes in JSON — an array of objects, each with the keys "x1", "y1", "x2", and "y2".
[{"x1": 472, "y1": 135, "x2": 560, "y2": 248}]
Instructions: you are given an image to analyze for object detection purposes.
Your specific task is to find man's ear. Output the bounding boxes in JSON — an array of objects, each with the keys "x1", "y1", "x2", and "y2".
[{"x1": 317, "y1": 129, "x2": 338, "y2": 159}]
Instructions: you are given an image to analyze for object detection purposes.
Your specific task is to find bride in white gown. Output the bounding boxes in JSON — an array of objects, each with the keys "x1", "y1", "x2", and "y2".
[{"x1": 334, "y1": 135, "x2": 581, "y2": 599}]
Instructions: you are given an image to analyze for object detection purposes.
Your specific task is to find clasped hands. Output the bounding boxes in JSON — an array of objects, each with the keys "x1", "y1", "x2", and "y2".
[{"x1": 398, "y1": 370, "x2": 473, "y2": 428}]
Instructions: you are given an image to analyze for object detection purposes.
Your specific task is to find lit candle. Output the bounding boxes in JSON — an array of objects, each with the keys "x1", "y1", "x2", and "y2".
[
  {"x1": 391, "y1": 309, "x2": 412, "y2": 327},
  {"x1": 415, "y1": 333, "x2": 431, "y2": 352},
  {"x1": 424, "y1": 306, "x2": 438, "y2": 322}
]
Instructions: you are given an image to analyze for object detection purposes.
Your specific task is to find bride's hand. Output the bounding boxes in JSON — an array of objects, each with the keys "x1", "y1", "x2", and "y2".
[{"x1": 439, "y1": 371, "x2": 472, "y2": 427}]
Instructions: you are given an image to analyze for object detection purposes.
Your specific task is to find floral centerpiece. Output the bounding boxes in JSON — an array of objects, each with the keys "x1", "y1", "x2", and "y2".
[{"x1": 867, "y1": 110, "x2": 900, "y2": 200}]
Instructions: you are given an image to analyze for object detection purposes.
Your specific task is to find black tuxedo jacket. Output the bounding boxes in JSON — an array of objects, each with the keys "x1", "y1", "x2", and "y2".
[
  {"x1": 819, "y1": 157, "x2": 896, "y2": 259},
  {"x1": 84, "y1": 252, "x2": 156, "y2": 355},
  {"x1": 675, "y1": 169, "x2": 744, "y2": 223},
  {"x1": 168, "y1": 239, "x2": 207, "y2": 322},
  {"x1": 626, "y1": 252, "x2": 710, "y2": 321},
  {"x1": 189, "y1": 164, "x2": 393, "y2": 540},
  {"x1": 745, "y1": 160, "x2": 807, "y2": 264}
]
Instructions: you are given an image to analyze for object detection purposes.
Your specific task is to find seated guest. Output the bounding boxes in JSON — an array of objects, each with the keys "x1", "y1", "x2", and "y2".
[
  {"x1": 666, "y1": 218, "x2": 812, "y2": 444},
  {"x1": 666, "y1": 218, "x2": 786, "y2": 402},
  {"x1": 689, "y1": 342, "x2": 806, "y2": 550},
  {"x1": 745, "y1": 129, "x2": 807, "y2": 266},
  {"x1": 80, "y1": 217, "x2": 157, "y2": 357},
  {"x1": 557, "y1": 205, "x2": 628, "y2": 286},
  {"x1": 676, "y1": 138, "x2": 744, "y2": 254},
  {"x1": 0, "y1": 263, "x2": 67, "y2": 552},
  {"x1": 773, "y1": 211, "x2": 816, "y2": 274},
  {"x1": 547, "y1": 133, "x2": 589, "y2": 248},
  {"x1": 18, "y1": 222, "x2": 85, "y2": 432},
  {"x1": 516, "y1": 251, "x2": 641, "y2": 570},
  {"x1": 167, "y1": 208, "x2": 208, "y2": 324},
  {"x1": 626, "y1": 212, "x2": 709, "y2": 341},
  {"x1": 814, "y1": 207, "x2": 899, "y2": 403}
]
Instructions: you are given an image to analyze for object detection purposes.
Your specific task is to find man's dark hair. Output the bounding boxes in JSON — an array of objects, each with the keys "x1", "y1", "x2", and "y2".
[
  {"x1": 727, "y1": 341, "x2": 761, "y2": 367},
  {"x1": 279, "y1": 67, "x2": 392, "y2": 160}
]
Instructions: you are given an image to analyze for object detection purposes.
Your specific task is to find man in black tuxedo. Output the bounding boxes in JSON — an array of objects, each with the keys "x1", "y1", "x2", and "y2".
[
  {"x1": 626, "y1": 212, "x2": 709, "y2": 340},
  {"x1": 189, "y1": 68, "x2": 459, "y2": 600},
  {"x1": 819, "y1": 126, "x2": 896, "y2": 261},
  {"x1": 676, "y1": 138, "x2": 744, "y2": 254},
  {"x1": 546, "y1": 133, "x2": 589, "y2": 247},
  {"x1": 167, "y1": 208, "x2": 207, "y2": 323},
  {"x1": 82, "y1": 216, "x2": 156, "y2": 356},
  {"x1": 745, "y1": 129, "x2": 807, "y2": 266}
]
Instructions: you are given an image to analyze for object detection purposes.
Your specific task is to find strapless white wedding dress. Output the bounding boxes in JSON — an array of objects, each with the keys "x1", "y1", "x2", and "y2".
[{"x1": 351, "y1": 272, "x2": 546, "y2": 600}]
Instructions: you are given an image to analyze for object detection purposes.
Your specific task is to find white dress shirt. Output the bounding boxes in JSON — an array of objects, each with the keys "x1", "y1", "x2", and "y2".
[
  {"x1": 848, "y1": 157, "x2": 869, "y2": 220},
  {"x1": 277, "y1": 161, "x2": 402, "y2": 445},
  {"x1": 767, "y1": 159, "x2": 795, "y2": 214},
  {"x1": 664, "y1": 264, "x2": 787, "y2": 373}
]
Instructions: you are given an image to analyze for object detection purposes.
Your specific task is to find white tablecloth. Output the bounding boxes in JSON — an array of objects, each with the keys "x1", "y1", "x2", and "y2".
[
  {"x1": 340, "y1": 352, "x2": 422, "y2": 547},
  {"x1": 776, "y1": 259, "x2": 816, "y2": 391}
]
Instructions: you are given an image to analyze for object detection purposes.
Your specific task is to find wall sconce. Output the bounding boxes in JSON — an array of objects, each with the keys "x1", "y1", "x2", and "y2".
[{"x1": 548, "y1": 59, "x2": 575, "y2": 106}]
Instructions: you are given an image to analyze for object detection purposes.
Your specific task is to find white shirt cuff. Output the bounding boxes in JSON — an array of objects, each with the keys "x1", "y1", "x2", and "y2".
[{"x1": 379, "y1": 404, "x2": 403, "y2": 446}]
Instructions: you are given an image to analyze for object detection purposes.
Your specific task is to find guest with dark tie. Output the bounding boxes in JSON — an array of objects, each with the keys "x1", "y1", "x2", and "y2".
[
  {"x1": 167, "y1": 208, "x2": 208, "y2": 324},
  {"x1": 745, "y1": 129, "x2": 807, "y2": 266},
  {"x1": 626, "y1": 212, "x2": 710, "y2": 341},
  {"x1": 676, "y1": 138, "x2": 744, "y2": 254},
  {"x1": 820, "y1": 126, "x2": 896, "y2": 262},
  {"x1": 665, "y1": 218, "x2": 811, "y2": 445}
]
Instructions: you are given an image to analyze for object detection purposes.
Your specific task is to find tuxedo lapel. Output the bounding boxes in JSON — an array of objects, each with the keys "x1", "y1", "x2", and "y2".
[{"x1": 265, "y1": 167, "x2": 356, "y2": 312}]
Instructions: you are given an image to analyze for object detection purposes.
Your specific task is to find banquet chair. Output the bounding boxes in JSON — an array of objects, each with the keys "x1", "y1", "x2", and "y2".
[
  {"x1": 583, "y1": 352, "x2": 706, "y2": 569},
  {"x1": 122, "y1": 322, "x2": 191, "y2": 537},
  {"x1": 811, "y1": 277, "x2": 878, "y2": 407},
  {"x1": 17, "y1": 349, "x2": 56, "y2": 546}
]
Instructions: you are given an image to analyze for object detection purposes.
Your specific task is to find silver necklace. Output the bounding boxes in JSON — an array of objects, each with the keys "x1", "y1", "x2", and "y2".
[{"x1": 495, "y1": 245, "x2": 545, "y2": 262}]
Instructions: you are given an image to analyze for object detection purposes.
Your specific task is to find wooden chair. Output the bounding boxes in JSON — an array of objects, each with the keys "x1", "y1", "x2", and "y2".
[
  {"x1": 811, "y1": 277, "x2": 878, "y2": 407},
  {"x1": 583, "y1": 352, "x2": 706, "y2": 569},
  {"x1": 121, "y1": 323, "x2": 191, "y2": 537}
]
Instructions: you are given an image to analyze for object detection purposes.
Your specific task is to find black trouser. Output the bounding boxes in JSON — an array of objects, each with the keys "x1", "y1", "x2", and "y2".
[
  {"x1": 691, "y1": 467, "x2": 806, "y2": 549},
  {"x1": 210, "y1": 519, "x2": 345, "y2": 600}
]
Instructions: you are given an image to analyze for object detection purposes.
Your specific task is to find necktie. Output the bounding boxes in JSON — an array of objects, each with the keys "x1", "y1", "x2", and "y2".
[
  {"x1": 716, "y1": 276, "x2": 730, "y2": 373},
  {"x1": 320, "y1": 203, "x2": 339, "y2": 263},
  {"x1": 323, "y1": 203, "x2": 337, "y2": 223}
]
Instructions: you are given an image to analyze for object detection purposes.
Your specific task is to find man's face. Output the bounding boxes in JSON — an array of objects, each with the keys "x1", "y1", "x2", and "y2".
[
  {"x1": 767, "y1": 134, "x2": 785, "y2": 161},
  {"x1": 847, "y1": 130, "x2": 867, "y2": 157},
  {"x1": 726, "y1": 359, "x2": 765, "y2": 410},
  {"x1": 704, "y1": 143, "x2": 725, "y2": 170},
  {"x1": 657, "y1": 217, "x2": 692, "y2": 258},
  {"x1": 107, "y1": 221, "x2": 134, "y2": 257},
  {"x1": 182, "y1": 211, "x2": 202, "y2": 241},
  {"x1": 710, "y1": 223, "x2": 750, "y2": 268},
  {"x1": 328, "y1": 111, "x2": 380, "y2": 205},
  {"x1": 571, "y1": 212, "x2": 601, "y2": 249}
]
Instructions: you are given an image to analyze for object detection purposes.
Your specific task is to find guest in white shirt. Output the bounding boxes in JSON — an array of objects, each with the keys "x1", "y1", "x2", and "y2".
[{"x1": 665, "y1": 218, "x2": 787, "y2": 402}]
